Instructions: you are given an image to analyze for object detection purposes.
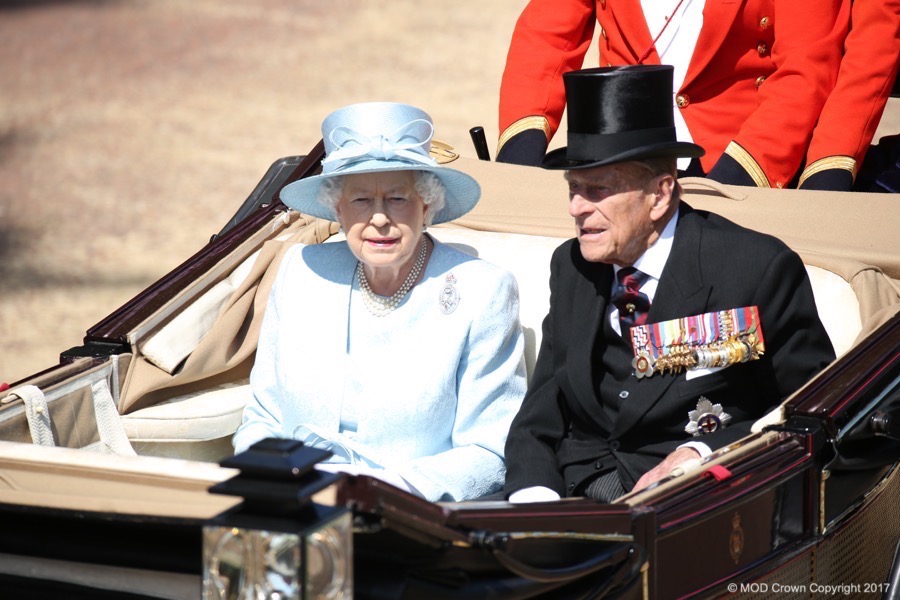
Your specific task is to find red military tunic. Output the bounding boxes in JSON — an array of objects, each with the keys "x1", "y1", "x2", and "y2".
[
  {"x1": 499, "y1": 0, "x2": 848, "y2": 188},
  {"x1": 799, "y1": 0, "x2": 900, "y2": 188}
]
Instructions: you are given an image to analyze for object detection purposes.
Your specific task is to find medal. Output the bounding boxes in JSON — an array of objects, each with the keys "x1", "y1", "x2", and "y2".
[
  {"x1": 632, "y1": 352, "x2": 654, "y2": 379},
  {"x1": 628, "y1": 306, "x2": 765, "y2": 378},
  {"x1": 685, "y1": 396, "x2": 732, "y2": 436}
]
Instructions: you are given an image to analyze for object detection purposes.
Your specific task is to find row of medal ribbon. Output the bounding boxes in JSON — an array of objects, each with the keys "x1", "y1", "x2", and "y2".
[{"x1": 628, "y1": 306, "x2": 766, "y2": 378}]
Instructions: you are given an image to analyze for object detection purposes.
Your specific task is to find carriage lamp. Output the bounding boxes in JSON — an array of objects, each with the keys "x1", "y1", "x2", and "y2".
[{"x1": 203, "y1": 438, "x2": 353, "y2": 599}]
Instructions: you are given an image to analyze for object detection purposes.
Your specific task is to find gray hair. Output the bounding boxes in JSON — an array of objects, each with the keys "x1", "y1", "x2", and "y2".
[
  {"x1": 317, "y1": 171, "x2": 447, "y2": 225},
  {"x1": 631, "y1": 158, "x2": 682, "y2": 200}
]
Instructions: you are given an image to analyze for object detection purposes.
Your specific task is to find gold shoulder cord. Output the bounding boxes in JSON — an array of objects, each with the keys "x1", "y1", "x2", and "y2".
[
  {"x1": 723, "y1": 141, "x2": 770, "y2": 188},
  {"x1": 497, "y1": 116, "x2": 552, "y2": 155},
  {"x1": 797, "y1": 156, "x2": 857, "y2": 188}
]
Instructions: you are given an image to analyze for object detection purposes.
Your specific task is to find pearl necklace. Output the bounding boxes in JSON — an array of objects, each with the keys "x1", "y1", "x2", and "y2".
[{"x1": 356, "y1": 237, "x2": 428, "y2": 317}]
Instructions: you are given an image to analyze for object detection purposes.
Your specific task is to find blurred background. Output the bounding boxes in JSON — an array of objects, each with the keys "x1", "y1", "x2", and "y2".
[
  {"x1": 1, "y1": 0, "x2": 897, "y2": 384},
  {"x1": 0, "y1": 0, "x2": 526, "y2": 383}
]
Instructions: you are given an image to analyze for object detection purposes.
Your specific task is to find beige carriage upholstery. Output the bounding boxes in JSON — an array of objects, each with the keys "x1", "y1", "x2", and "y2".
[{"x1": 116, "y1": 159, "x2": 900, "y2": 463}]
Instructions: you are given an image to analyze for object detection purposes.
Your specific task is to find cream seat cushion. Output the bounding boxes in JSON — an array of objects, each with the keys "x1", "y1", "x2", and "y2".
[
  {"x1": 804, "y1": 265, "x2": 861, "y2": 358},
  {"x1": 120, "y1": 381, "x2": 249, "y2": 462}
]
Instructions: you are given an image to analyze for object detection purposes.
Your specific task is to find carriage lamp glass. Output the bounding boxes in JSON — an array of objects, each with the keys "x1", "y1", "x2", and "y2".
[
  {"x1": 202, "y1": 510, "x2": 352, "y2": 599},
  {"x1": 305, "y1": 511, "x2": 352, "y2": 598}
]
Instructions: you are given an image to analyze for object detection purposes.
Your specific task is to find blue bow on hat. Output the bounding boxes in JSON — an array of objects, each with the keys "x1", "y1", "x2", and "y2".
[{"x1": 280, "y1": 102, "x2": 481, "y2": 224}]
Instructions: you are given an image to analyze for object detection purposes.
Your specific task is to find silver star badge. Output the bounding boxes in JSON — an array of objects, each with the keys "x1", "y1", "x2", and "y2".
[{"x1": 685, "y1": 396, "x2": 732, "y2": 436}]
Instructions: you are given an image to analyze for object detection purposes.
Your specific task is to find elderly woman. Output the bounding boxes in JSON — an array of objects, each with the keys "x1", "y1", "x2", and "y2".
[{"x1": 233, "y1": 102, "x2": 527, "y2": 502}]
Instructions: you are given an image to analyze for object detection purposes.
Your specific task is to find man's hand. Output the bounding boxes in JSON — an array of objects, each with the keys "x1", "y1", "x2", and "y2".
[{"x1": 632, "y1": 447, "x2": 702, "y2": 494}]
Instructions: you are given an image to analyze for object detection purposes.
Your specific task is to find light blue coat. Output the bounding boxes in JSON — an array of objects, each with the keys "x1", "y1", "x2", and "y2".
[{"x1": 234, "y1": 237, "x2": 527, "y2": 501}]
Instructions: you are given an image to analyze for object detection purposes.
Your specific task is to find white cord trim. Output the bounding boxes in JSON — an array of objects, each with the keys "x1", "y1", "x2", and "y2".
[
  {"x1": 13, "y1": 385, "x2": 57, "y2": 447},
  {"x1": 91, "y1": 378, "x2": 136, "y2": 456}
]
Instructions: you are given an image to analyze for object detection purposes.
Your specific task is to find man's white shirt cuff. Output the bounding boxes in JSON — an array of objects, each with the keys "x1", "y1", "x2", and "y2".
[
  {"x1": 508, "y1": 486, "x2": 561, "y2": 503},
  {"x1": 678, "y1": 441, "x2": 712, "y2": 458}
]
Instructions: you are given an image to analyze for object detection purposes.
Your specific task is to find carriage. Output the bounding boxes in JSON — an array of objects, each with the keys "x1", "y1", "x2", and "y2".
[{"x1": 1, "y1": 139, "x2": 898, "y2": 599}]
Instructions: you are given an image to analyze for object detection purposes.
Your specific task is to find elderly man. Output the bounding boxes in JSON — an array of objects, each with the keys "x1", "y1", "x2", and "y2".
[{"x1": 504, "y1": 66, "x2": 836, "y2": 503}]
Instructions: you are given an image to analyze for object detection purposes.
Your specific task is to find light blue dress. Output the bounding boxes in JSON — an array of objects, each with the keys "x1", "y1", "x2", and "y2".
[{"x1": 234, "y1": 236, "x2": 527, "y2": 501}]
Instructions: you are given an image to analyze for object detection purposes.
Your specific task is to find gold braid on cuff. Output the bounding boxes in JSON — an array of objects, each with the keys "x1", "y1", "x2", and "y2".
[
  {"x1": 797, "y1": 156, "x2": 857, "y2": 188},
  {"x1": 497, "y1": 116, "x2": 551, "y2": 154},
  {"x1": 723, "y1": 141, "x2": 770, "y2": 188}
]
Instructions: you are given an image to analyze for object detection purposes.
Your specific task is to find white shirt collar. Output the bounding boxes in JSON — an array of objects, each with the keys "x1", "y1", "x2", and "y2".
[{"x1": 613, "y1": 208, "x2": 678, "y2": 283}]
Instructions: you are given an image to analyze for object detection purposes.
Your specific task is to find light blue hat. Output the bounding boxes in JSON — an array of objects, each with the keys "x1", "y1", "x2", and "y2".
[{"x1": 280, "y1": 102, "x2": 481, "y2": 225}]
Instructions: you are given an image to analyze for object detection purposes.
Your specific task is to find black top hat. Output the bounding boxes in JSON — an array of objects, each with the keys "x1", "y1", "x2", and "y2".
[{"x1": 542, "y1": 65, "x2": 704, "y2": 170}]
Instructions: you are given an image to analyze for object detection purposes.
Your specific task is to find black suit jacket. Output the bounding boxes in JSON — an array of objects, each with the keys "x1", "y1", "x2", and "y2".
[{"x1": 505, "y1": 204, "x2": 835, "y2": 497}]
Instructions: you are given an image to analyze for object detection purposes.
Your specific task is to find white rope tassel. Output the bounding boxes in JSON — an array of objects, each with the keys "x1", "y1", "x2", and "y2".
[
  {"x1": 91, "y1": 379, "x2": 137, "y2": 456},
  {"x1": 13, "y1": 385, "x2": 56, "y2": 447}
]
